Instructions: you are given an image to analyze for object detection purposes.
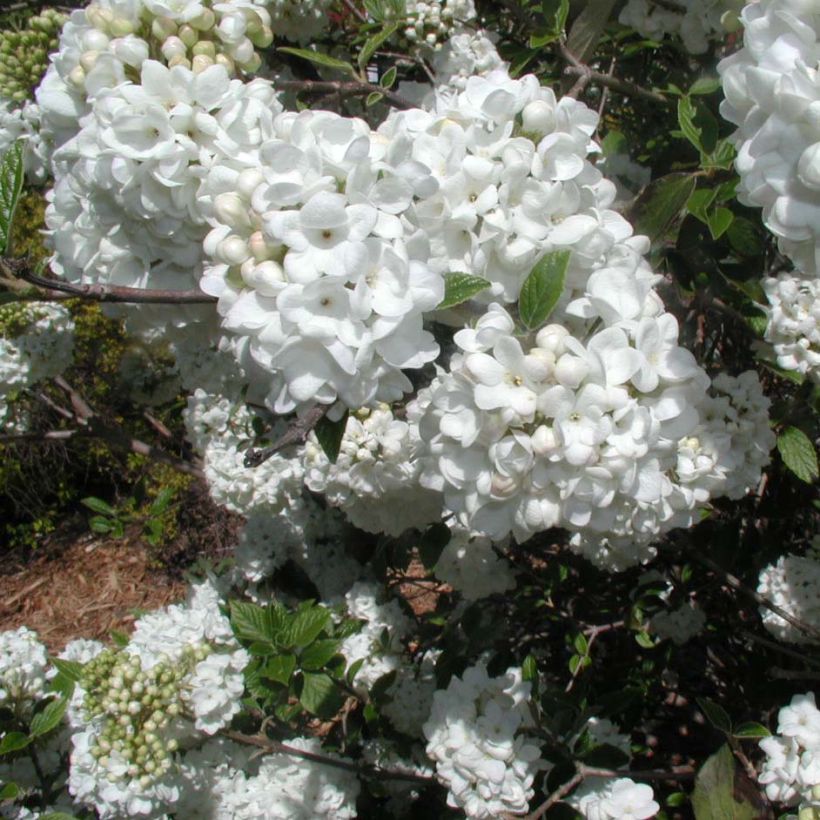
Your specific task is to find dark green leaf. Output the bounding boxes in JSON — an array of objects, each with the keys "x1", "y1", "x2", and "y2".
[
  {"x1": 707, "y1": 207, "x2": 734, "y2": 240},
  {"x1": 81, "y1": 497, "x2": 117, "y2": 517},
  {"x1": 283, "y1": 606, "x2": 331, "y2": 649},
  {"x1": 149, "y1": 487, "x2": 175, "y2": 515},
  {"x1": 110, "y1": 630, "x2": 129, "y2": 647},
  {"x1": 519, "y1": 250, "x2": 571, "y2": 330},
  {"x1": 777, "y1": 426, "x2": 819, "y2": 483},
  {"x1": 299, "y1": 671, "x2": 345, "y2": 718},
  {"x1": 697, "y1": 698, "x2": 732, "y2": 734},
  {"x1": 346, "y1": 657, "x2": 365, "y2": 685},
  {"x1": 566, "y1": 0, "x2": 616, "y2": 63},
  {"x1": 380, "y1": 66, "x2": 397, "y2": 88},
  {"x1": 41, "y1": 814, "x2": 81, "y2": 820},
  {"x1": 278, "y1": 47, "x2": 356, "y2": 76},
  {"x1": 0, "y1": 782, "x2": 19, "y2": 799},
  {"x1": 0, "y1": 140, "x2": 24, "y2": 257},
  {"x1": 667, "y1": 792, "x2": 687, "y2": 807},
  {"x1": 0, "y1": 732, "x2": 30, "y2": 755},
  {"x1": 261, "y1": 653, "x2": 296, "y2": 686},
  {"x1": 686, "y1": 188, "x2": 717, "y2": 224},
  {"x1": 726, "y1": 217, "x2": 764, "y2": 257},
  {"x1": 30, "y1": 697, "x2": 67, "y2": 738},
  {"x1": 358, "y1": 23, "x2": 399, "y2": 69},
  {"x1": 541, "y1": 0, "x2": 570, "y2": 34},
  {"x1": 437, "y1": 272, "x2": 492, "y2": 309},
  {"x1": 691, "y1": 744, "x2": 764, "y2": 820},
  {"x1": 733, "y1": 722, "x2": 771, "y2": 739},
  {"x1": 522, "y1": 655, "x2": 538, "y2": 682},
  {"x1": 50, "y1": 658, "x2": 82, "y2": 683},
  {"x1": 315, "y1": 411, "x2": 349, "y2": 465},
  {"x1": 300, "y1": 639, "x2": 342, "y2": 671},
  {"x1": 366, "y1": 91, "x2": 383, "y2": 107},
  {"x1": 230, "y1": 601, "x2": 284, "y2": 646},
  {"x1": 628, "y1": 173, "x2": 697, "y2": 248}
]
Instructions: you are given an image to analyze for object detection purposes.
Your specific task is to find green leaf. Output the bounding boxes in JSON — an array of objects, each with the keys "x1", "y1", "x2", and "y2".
[
  {"x1": 437, "y1": 272, "x2": 492, "y2": 309},
  {"x1": 41, "y1": 814, "x2": 81, "y2": 820},
  {"x1": 686, "y1": 188, "x2": 717, "y2": 224},
  {"x1": 522, "y1": 655, "x2": 538, "y2": 682},
  {"x1": 573, "y1": 633, "x2": 589, "y2": 655},
  {"x1": 358, "y1": 22, "x2": 399, "y2": 69},
  {"x1": 299, "y1": 671, "x2": 345, "y2": 718},
  {"x1": 726, "y1": 217, "x2": 764, "y2": 257},
  {"x1": 346, "y1": 657, "x2": 365, "y2": 685},
  {"x1": 733, "y1": 722, "x2": 771, "y2": 739},
  {"x1": 634, "y1": 631, "x2": 656, "y2": 649},
  {"x1": 691, "y1": 744, "x2": 765, "y2": 820},
  {"x1": 283, "y1": 606, "x2": 331, "y2": 649},
  {"x1": 518, "y1": 250, "x2": 571, "y2": 330},
  {"x1": 230, "y1": 601, "x2": 285, "y2": 646},
  {"x1": 149, "y1": 487, "x2": 175, "y2": 515},
  {"x1": 566, "y1": 0, "x2": 616, "y2": 63},
  {"x1": 366, "y1": 91, "x2": 383, "y2": 107},
  {"x1": 542, "y1": 0, "x2": 570, "y2": 34},
  {"x1": 689, "y1": 76, "x2": 721, "y2": 95},
  {"x1": 0, "y1": 782, "x2": 19, "y2": 799},
  {"x1": 628, "y1": 173, "x2": 697, "y2": 248},
  {"x1": 677, "y1": 96, "x2": 718, "y2": 155},
  {"x1": 110, "y1": 629, "x2": 129, "y2": 647},
  {"x1": 0, "y1": 140, "x2": 24, "y2": 257},
  {"x1": 707, "y1": 207, "x2": 734, "y2": 240},
  {"x1": 81, "y1": 496, "x2": 117, "y2": 517},
  {"x1": 703, "y1": 138, "x2": 736, "y2": 171},
  {"x1": 299, "y1": 639, "x2": 342, "y2": 671},
  {"x1": 697, "y1": 698, "x2": 732, "y2": 734},
  {"x1": 315, "y1": 411, "x2": 349, "y2": 465},
  {"x1": 261, "y1": 653, "x2": 296, "y2": 686},
  {"x1": 29, "y1": 697, "x2": 67, "y2": 738},
  {"x1": 419, "y1": 522, "x2": 451, "y2": 569},
  {"x1": 278, "y1": 47, "x2": 356, "y2": 76},
  {"x1": 777, "y1": 426, "x2": 819, "y2": 483},
  {"x1": 380, "y1": 66, "x2": 397, "y2": 88},
  {"x1": 0, "y1": 732, "x2": 30, "y2": 755}
]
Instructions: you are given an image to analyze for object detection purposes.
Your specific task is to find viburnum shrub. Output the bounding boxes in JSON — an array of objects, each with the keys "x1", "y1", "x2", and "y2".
[{"x1": 0, "y1": 0, "x2": 818, "y2": 818}]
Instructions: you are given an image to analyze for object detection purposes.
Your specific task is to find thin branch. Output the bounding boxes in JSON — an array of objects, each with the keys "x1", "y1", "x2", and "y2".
[
  {"x1": 691, "y1": 549, "x2": 820, "y2": 642},
  {"x1": 740, "y1": 630, "x2": 820, "y2": 668},
  {"x1": 221, "y1": 729, "x2": 434, "y2": 785},
  {"x1": 341, "y1": 0, "x2": 368, "y2": 24},
  {"x1": 244, "y1": 404, "x2": 329, "y2": 467},
  {"x1": 525, "y1": 771, "x2": 584, "y2": 820},
  {"x1": 274, "y1": 79, "x2": 415, "y2": 110},
  {"x1": 562, "y1": 65, "x2": 668, "y2": 104}
]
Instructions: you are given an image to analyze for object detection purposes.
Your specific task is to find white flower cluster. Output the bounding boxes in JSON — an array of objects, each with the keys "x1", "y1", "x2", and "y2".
[
  {"x1": 400, "y1": 0, "x2": 477, "y2": 51},
  {"x1": 757, "y1": 553, "x2": 820, "y2": 644},
  {"x1": 303, "y1": 404, "x2": 441, "y2": 536},
  {"x1": 266, "y1": 0, "x2": 333, "y2": 43},
  {"x1": 434, "y1": 522, "x2": 516, "y2": 600},
  {"x1": 0, "y1": 303, "x2": 74, "y2": 429},
  {"x1": 759, "y1": 692, "x2": 820, "y2": 805},
  {"x1": 67, "y1": 581, "x2": 249, "y2": 818},
  {"x1": 0, "y1": 626, "x2": 48, "y2": 714},
  {"x1": 431, "y1": 29, "x2": 505, "y2": 90},
  {"x1": 568, "y1": 776, "x2": 660, "y2": 819},
  {"x1": 719, "y1": 0, "x2": 820, "y2": 277},
  {"x1": 423, "y1": 663, "x2": 541, "y2": 818},
  {"x1": 184, "y1": 388, "x2": 304, "y2": 514},
  {"x1": 199, "y1": 106, "x2": 444, "y2": 415},
  {"x1": 340, "y1": 581, "x2": 413, "y2": 692},
  {"x1": 649, "y1": 601, "x2": 707, "y2": 645},
  {"x1": 383, "y1": 649, "x2": 439, "y2": 737},
  {"x1": 619, "y1": 0, "x2": 740, "y2": 53},
  {"x1": 0, "y1": 101, "x2": 49, "y2": 183},
  {"x1": 764, "y1": 272, "x2": 820, "y2": 382}
]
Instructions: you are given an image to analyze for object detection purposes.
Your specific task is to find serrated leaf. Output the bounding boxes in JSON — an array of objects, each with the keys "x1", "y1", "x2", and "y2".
[
  {"x1": 110, "y1": 629, "x2": 129, "y2": 648},
  {"x1": 697, "y1": 698, "x2": 732, "y2": 734},
  {"x1": 50, "y1": 658, "x2": 82, "y2": 683},
  {"x1": 358, "y1": 22, "x2": 399, "y2": 69},
  {"x1": 299, "y1": 639, "x2": 342, "y2": 671},
  {"x1": 437, "y1": 272, "x2": 492, "y2": 309},
  {"x1": 707, "y1": 207, "x2": 734, "y2": 240},
  {"x1": 81, "y1": 496, "x2": 117, "y2": 517},
  {"x1": 230, "y1": 601, "x2": 284, "y2": 646},
  {"x1": 777, "y1": 426, "x2": 819, "y2": 483},
  {"x1": 278, "y1": 47, "x2": 356, "y2": 76},
  {"x1": 519, "y1": 250, "x2": 571, "y2": 330},
  {"x1": 150, "y1": 487, "x2": 175, "y2": 515},
  {"x1": 733, "y1": 722, "x2": 771, "y2": 739},
  {"x1": 0, "y1": 732, "x2": 30, "y2": 755},
  {"x1": 29, "y1": 697, "x2": 67, "y2": 738},
  {"x1": 0, "y1": 140, "x2": 24, "y2": 257},
  {"x1": 629, "y1": 173, "x2": 697, "y2": 248},
  {"x1": 419, "y1": 521, "x2": 451, "y2": 569},
  {"x1": 691, "y1": 744, "x2": 767, "y2": 820},
  {"x1": 380, "y1": 66, "x2": 397, "y2": 88},
  {"x1": 315, "y1": 411, "x2": 349, "y2": 465},
  {"x1": 299, "y1": 671, "x2": 345, "y2": 718},
  {"x1": 0, "y1": 782, "x2": 19, "y2": 799},
  {"x1": 726, "y1": 217, "x2": 764, "y2": 257},
  {"x1": 261, "y1": 653, "x2": 296, "y2": 686},
  {"x1": 282, "y1": 607, "x2": 331, "y2": 649}
]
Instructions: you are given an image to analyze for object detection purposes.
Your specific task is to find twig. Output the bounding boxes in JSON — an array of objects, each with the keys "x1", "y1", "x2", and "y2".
[
  {"x1": 691, "y1": 549, "x2": 820, "y2": 642},
  {"x1": 341, "y1": 0, "x2": 367, "y2": 24},
  {"x1": 562, "y1": 65, "x2": 668, "y2": 104},
  {"x1": 221, "y1": 729, "x2": 434, "y2": 784},
  {"x1": 244, "y1": 404, "x2": 329, "y2": 467},
  {"x1": 740, "y1": 630, "x2": 820, "y2": 668},
  {"x1": 525, "y1": 771, "x2": 584, "y2": 820},
  {"x1": 274, "y1": 78, "x2": 415, "y2": 110}
]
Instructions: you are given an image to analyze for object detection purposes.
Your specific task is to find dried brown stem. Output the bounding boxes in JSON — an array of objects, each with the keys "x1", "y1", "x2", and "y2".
[{"x1": 244, "y1": 404, "x2": 329, "y2": 467}]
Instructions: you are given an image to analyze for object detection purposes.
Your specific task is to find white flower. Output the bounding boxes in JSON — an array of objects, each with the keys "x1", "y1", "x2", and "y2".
[
  {"x1": 568, "y1": 776, "x2": 659, "y2": 819},
  {"x1": 0, "y1": 627, "x2": 48, "y2": 713},
  {"x1": 757, "y1": 553, "x2": 820, "y2": 644}
]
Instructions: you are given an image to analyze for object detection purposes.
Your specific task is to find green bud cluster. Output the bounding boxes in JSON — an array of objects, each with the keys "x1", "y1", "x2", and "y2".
[
  {"x1": 0, "y1": 10, "x2": 66, "y2": 103},
  {"x1": 79, "y1": 644, "x2": 209, "y2": 786},
  {"x1": 0, "y1": 303, "x2": 45, "y2": 340}
]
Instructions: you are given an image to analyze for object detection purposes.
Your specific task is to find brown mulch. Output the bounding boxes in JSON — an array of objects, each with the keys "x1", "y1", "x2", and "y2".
[{"x1": 0, "y1": 535, "x2": 187, "y2": 653}]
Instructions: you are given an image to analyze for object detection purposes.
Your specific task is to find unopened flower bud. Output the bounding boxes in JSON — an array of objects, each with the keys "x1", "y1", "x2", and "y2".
[
  {"x1": 215, "y1": 53, "x2": 235, "y2": 73},
  {"x1": 67, "y1": 65, "x2": 86, "y2": 88},
  {"x1": 178, "y1": 25, "x2": 198, "y2": 48},
  {"x1": 109, "y1": 17, "x2": 136, "y2": 38},
  {"x1": 152, "y1": 16, "x2": 177, "y2": 41},
  {"x1": 192, "y1": 40, "x2": 216, "y2": 59},
  {"x1": 167, "y1": 54, "x2": 191, "y2": 70},
  {"x1": 192, "y1": 53, "x2": 214, "y2": 73},
  {"x1": 161, "y1": 36, "x2": 186, "y2": 62},
  {"x1": 190, "y1": 8, "x2": 216, "y2": 31},
  {"x1": 522, "y1": 100, "x2": 556, "y2": 136}
]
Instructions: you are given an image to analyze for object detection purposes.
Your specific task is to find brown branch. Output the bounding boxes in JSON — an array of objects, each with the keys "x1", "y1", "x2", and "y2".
[
  {"x1": 525, "y1": 771, "x2": 584, "y2": 820},
  {"x1": 691, "y1": 549, "x2": 820, "y2": 642},
  {"x1": 221, "y1": 729, "x2": 434, "y2": 785},
  {"x1": 244, "y1": 404, "x2": 329, "y2": 467},
  {"x1": 341, "y1": 0, "x2": 368, "y2": 24},
  {"x1": 274, "y1": 79, "x2": 415, "y2": 110}
]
